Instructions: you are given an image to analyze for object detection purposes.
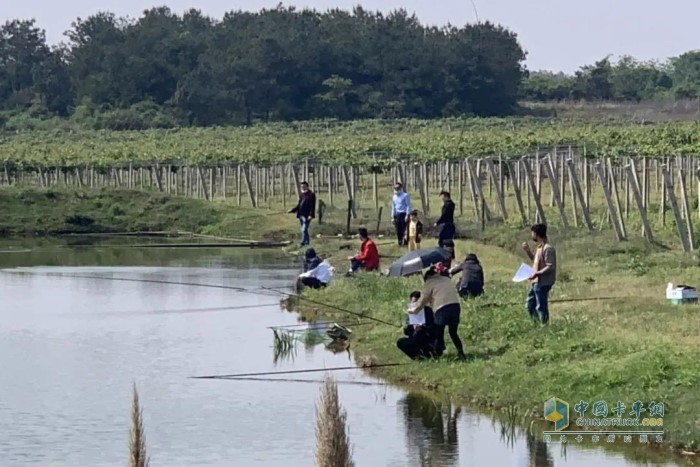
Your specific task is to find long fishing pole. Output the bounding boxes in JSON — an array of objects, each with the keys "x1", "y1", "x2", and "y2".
[
  {"x1": 228, "y1": 211, "x2": 290, "y2": 222},
  {"x1": 262, "y1": 286, "x2": 398, "y2": 327},
  {"x1": 472, "y1": 295, "x2": 623, "y2": 309},
  {"x1": 1, "y1": 270, "x2": 286, "y2": 299},
  {"x1": 2, "y1": 269, "x2": 398, "y2": 327},
  {"x1": 190, "y1": 363, "x2": 407, "y2": 380},
  {"x1": 268, "y1": 320, "x2": 375, "y2": 330},
  {"x1": 100, "y1": 303, "x2": 281, "y2": 317},
  {"x1": 206, "y1": 376, "x2": 389, "y2": 386}
]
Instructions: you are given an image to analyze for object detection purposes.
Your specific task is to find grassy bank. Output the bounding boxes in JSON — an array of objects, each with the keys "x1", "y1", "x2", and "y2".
[
  {"x1": 291, "y1": 227, "x2": 700, "y2": 456},
  {"x1": 0, "y1": 187, "x2": 371, "y2": 239}
]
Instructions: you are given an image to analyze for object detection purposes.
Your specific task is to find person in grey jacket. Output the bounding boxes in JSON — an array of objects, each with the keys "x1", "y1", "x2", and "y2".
[{"x1": 449, "y1": 253, "x2": 484, "y2": 298}]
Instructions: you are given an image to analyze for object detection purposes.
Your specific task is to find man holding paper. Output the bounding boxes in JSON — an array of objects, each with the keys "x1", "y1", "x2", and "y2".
[{"x1": 522, "y1": 223, "x2": 557, "y2": 324}]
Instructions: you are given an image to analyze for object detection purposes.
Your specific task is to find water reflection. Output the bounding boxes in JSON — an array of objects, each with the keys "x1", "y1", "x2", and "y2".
[
  {"x1": 526, "y1": 434, "x2": 555, "y2": 467},
  {"x1": 400, "y1": 393, "x2": 461, "y2": 466}
]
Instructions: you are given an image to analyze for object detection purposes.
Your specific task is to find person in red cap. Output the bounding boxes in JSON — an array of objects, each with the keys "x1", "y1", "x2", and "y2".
[{"x1": 347, "y1": 227, "x2": 379, "y2": 274}]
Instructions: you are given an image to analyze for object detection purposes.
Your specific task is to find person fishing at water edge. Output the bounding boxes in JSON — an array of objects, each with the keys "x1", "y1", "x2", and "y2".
[
  {"x1": 347, "y1": 227, "x2": 379, "y2": 275},
  {"x1": 412, "y1": 266, "x2": 466, "y2": 360},
  {"x1": 391, "y1": 182, "x2": 411, "y2": 247},
  {"x1": 435, "y1": 191, "x2": 456, "y2": 247},
  {"x1": 302, "y1": 248, "x2": 322, "y2": 272},
  {"x1": 288, "y1": 181, "x2": 316, "y2": 247},
  {"x1": 522, "y1": 223, "x2": 557, "y2": 325},
  {"x1": 298, "y1": 257, "x2": 333, "y2": 290}
]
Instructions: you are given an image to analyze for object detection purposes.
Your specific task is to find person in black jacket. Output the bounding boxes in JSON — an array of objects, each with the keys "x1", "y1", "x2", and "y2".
[
  {"x1": 449, "y1": 253, "x2": 484, "y2": 298},
  {"x1": 435, "y1": 191, "x2": 456, "y2": 247},
  {"x1": 397, "y1": 291, "x2": 437, "y2": 360},
  {"x1": 288, "y1": 181, "x2": 316, "y2": 246},
  {"x1": 302, "y1": 248, "x2": 322, "y2": 272}
]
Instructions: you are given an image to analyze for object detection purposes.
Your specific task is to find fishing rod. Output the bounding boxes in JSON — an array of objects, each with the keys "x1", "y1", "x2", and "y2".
[
  {"x1": 190, "y1": 363, "x2": 407, "y2": 380},
  {"x1": 228, "y1": 211, "x2": 290, "y2": 222},
  {"x1": 262, "y1": 286, "x2": 398, "y2": 327},
  {"x1": 3, "y1": 269, "x2": 398, "y2": 327},
  {"x1": 472, "y1": 295, "x2": 624, "y2": 309},
  {"x1": 1, "y1": 270, "x2": 287, "y2": 299},
  {"x1": 97, "y1": 303, "x2": 281, "y2": 317},
  {"x1": 268, "y1": 320, "x2": 375, "y2": 330},
  {"x1": 2, "y1": 269, "x2": 398, "y2": 327},
  {"x1": 205, "y1": 376, "x2": 389, "y2": 386}
]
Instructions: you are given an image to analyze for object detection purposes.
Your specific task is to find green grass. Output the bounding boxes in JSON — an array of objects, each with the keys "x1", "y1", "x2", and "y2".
[
  {"x1": 0, "y1": 186, "x2": 373, "y2": 239},
  {"x1": 291, "y1": 227, "x2": 700, "y2": 457}
]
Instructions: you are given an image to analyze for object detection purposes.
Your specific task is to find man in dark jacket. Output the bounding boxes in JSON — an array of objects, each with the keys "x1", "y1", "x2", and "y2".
[
  {"x1": 289, "y1": 181, "x2": 316, "y2": 247},
  {"x1": 435, "y1": 191, "x2": 456, "y2": 247},
  {"x1": 397, "y1": 291, "x2": 437, "y2": 360},
  {"x1": 303, "y1": 248, "x2": 322, "y2": 272},
  {"x1": 449, "y1": 253, "x2": 484, "y2": 298}
]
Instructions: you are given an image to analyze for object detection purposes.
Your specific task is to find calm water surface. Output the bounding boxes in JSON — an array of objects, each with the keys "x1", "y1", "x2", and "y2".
[{"x1": 0, "y1": 241, "x2": 684, "y2": 466}]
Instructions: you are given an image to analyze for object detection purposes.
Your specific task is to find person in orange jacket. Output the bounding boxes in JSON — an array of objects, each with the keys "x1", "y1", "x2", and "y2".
[{"x1": 347, "y1": 227, "x2": 379, "y2": 274}]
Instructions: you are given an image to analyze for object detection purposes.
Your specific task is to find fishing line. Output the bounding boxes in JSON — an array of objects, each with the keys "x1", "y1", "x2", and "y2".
[
  {"x1": 1, "y1": 270, "x2": 287, "y2": 299},
  {"x1": 211, "y1": 377, "x2": 390, "y2": 386},
  {"x1": 95, "y1": 303, "x2": 281, "y2": 317},
  {"x1": 268, "y1": 321, "x2": 375, "y2": 330},
  {"x1": 190, "y1": 363, "x2": 407, "y2": 379},
  {"x1": 228, "y1": 211, "x2": 290, "y2": 222},
  {"x1": 472, "y1": 296, "x2": 624, "y2": 309},
  {"x1": 262, "y1": 286, "x2": 398, "y2": 327}
]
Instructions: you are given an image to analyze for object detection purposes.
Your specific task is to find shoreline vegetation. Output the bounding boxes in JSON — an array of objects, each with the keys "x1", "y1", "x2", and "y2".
[
  {"x1": 286, "y1": 231, "x2": 700, "y2": 460},
  {"x1": 2, "y1": 187, "x2": 700, "y2": 463}
]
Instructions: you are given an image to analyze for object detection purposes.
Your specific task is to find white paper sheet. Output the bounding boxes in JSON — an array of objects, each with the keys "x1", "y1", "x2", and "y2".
[
  {"x1": 407, "y1": 302, "x2": 426, "y2": 325},
  {"x1": 512, "y1": 263, "x2": 535, "y2": 282},
  {"x1": 408, "y1": 309, "x2": 426, "y2": 325}
]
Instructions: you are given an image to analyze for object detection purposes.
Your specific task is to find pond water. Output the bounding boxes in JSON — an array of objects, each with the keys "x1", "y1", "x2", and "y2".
[{"x1": 0, "y1": 240, "x2": 684, "y2": 466}]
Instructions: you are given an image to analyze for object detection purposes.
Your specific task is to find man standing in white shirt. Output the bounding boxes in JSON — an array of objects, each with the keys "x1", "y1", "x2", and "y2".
[{"x1": 391, "y1": 182, "x2": 411, "y2": 247}]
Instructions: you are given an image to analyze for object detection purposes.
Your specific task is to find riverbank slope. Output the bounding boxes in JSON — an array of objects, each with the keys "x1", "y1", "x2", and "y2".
[{"x1": 292, "y1": 228, "x2": 700, "y2": 454}]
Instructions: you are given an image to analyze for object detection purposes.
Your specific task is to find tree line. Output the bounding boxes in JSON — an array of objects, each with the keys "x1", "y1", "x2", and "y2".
[
  {"x1": 2, "y1": 6, "x2": 699, "y2": 132},
  {"x1": 0, "y1": 6, "x2": 526, "y2": 130},
  {"x1": 522, "y1": 54, "x2": 700, "y2": 102}
]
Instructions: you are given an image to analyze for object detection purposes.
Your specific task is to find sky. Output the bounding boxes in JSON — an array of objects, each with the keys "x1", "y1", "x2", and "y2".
[{"x1": 2, "y1": 0, "x2": 699, "y2": 73}]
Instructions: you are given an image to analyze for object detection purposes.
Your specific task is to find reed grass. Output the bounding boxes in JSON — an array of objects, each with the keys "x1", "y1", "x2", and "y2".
[
  {"x1": 295, "y1": 227, "x2": 700, "y2": 456},
  {"x1": 315, "y1": 375, "x2": 355, "y2": 467},
  {"x1": 128, "y1": 384, "x2": 150, "y2": 467}
]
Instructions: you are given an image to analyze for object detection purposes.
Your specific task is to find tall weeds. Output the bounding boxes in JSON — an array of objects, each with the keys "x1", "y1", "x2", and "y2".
[
  {"x1": 129, "y1": 384, "x2": 150, "y2": 467},
  {"x1": 315, "y1": 375, "x2": 354, "y2": 467}
]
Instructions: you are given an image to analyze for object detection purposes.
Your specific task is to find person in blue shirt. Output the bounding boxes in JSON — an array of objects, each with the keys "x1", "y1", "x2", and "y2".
[{"x1": 391, "y1": 182, "x2": 411, "y2": 247}]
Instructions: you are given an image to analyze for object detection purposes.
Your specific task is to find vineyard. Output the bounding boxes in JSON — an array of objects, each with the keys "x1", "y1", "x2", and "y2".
[{"x1": 2, "y1": 119, "x2": 700, "y2": 167}]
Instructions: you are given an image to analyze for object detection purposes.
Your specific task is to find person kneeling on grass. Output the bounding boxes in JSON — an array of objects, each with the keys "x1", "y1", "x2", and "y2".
[
  {"x1": 298, "y1": 258, "x2": 333, "y2": 290},
  {"x1": 412, "y1": 266, "x2": 466, "y2": 360},
  {"x1": 347, "y1": 227, "x2": 379, "y2": 275},
  {"x1": 397, "y1": 291, "x2": 436, "y2": 360},
  {"x1": 449, "y1": 253, "x2": 484, "y2": 298},
  {"x1": 303, "y1": 248, "x2": 322, "y2": 272}
]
